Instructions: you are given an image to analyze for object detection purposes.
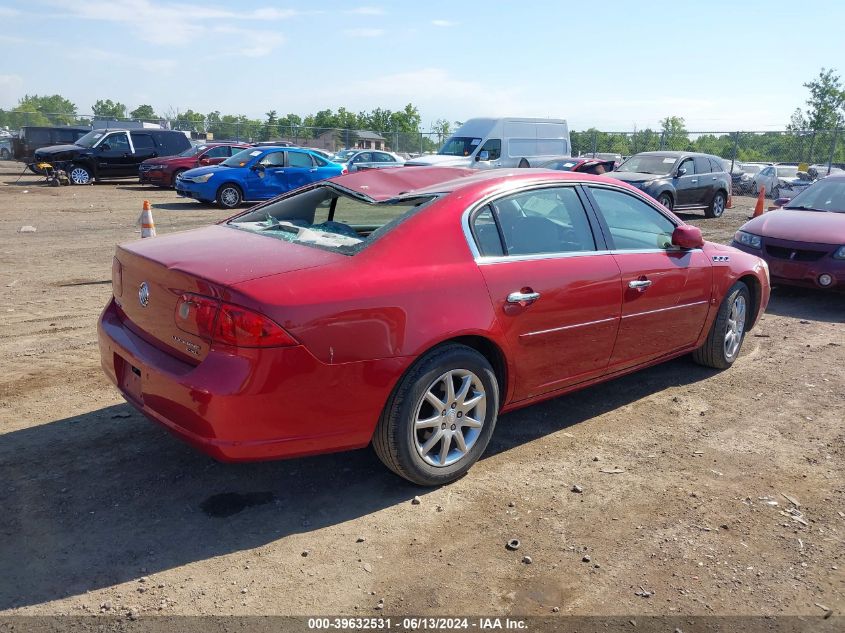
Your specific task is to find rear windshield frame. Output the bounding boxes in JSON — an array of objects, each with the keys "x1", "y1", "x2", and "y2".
[{"x1": 224, "y1": 183, "x2": 439, "y2": 256}]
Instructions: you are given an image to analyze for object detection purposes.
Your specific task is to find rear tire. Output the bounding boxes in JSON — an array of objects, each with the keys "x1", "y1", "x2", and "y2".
[
  {"x1": 692, "y1": 281, "x2": 750, "y2": 369},
  {"x1": 705, "y1": 190, "x2": 726, "y2": 218},
  {"x1": 216, "y1": 183, "x2": 242, "y2": 209},
  {"x1": 372, "y1": 344, "x2": 499, "y2": 486},
  {"x1": 0, "y1": 148, "x2": 9, "y2": 160}
]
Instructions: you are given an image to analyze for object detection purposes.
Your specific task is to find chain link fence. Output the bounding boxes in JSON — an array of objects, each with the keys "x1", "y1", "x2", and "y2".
[
  {"x1": 1, "y1": 110, "x2": 842, "y2": 170},
  {"x1": 572, "y1": 129, "x2": 843, "y2": 174}
]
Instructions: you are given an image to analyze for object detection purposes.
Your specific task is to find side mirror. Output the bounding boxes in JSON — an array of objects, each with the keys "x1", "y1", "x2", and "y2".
[
  {"x1": 772, "y1": 196, "x2": 790, "y2": 208},
  {"x1": 477, "y1": 150, "x2": 490, "y2": 162},
  {"x1": 675, "y1": 167, "x2": 686, "y2": 177},
  {"x1": 199, "y1": 157, "x2": 211, "y2": 165},
  {"x1": 671, "y1": 225, "x2": 704, "y2": 250}
]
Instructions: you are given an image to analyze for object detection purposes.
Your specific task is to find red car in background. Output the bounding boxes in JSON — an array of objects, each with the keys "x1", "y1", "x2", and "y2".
[
  {"x1": 99, "y1": 167, "x2": 770, "y2": 485},
  {"x1": 138, "y1": 142, "x2": 251, "y2": 188},
  {"x1": 732, "y1": 174, "x2": 845, "y2": 290},
  {"x1": 539, "y1": 157, "x2": 617, "y2": 175}
]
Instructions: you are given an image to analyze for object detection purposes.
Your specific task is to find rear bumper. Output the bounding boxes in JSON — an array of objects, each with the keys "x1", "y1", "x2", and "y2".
[{"x1": 97, "y1": 298, "x2": 406, "y2": 461}]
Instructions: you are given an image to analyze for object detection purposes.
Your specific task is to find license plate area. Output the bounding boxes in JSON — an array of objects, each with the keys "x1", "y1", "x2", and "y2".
[
  {"x1": 769, "y1": 260, "x2": 805, "y2": 280},
  {"x1": 115, "y1": 354, "x2": 143, "y2": 403}
]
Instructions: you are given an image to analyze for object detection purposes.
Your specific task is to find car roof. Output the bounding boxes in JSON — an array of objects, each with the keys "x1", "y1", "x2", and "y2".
[
  {"x1": 632, "y1": 151, "x2": 718, "y2": 158},
  {"x1": 330, "y1": 166, "x2": 628, "y2": 202}
]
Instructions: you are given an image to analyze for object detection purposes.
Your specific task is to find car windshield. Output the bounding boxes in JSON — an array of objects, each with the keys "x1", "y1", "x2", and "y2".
[
  {"x1": 228, "y1": 186, "x2": 435, "y2": 255},
  {"x1": 222, "y1": 147, "x2": 261, "y2": 167},
  {"x1": 783, "y1": 179, "x2": 845, "y2": 213},
  {"x1": 178, "y1": 145, "x2": 206, "y2": 157},
  {"x1": 776, "y1": 166, "x2": 799, "y2": 178},
  {"x1": 74, "y1": 130, "x2": 104, "y2": 148},
  {"x1": 438, "y1": 136, "x2": 482, "y2": 157},
  {"x1": 616, "y1": 154, "x2": 677, "y2": 175}
]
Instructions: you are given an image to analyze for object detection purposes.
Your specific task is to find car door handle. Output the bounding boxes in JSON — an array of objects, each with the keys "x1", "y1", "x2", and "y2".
[
  {"x1": 628, "y1": 279, "x2": 652, "y2": 290},
  {"x1": 690, "y1": 178, "x2": 698, "y2": 183},
  {"x1": 507, "y1": 291, "x2": 540, "y2": 303},
  {"x1": 310, "y1": 168, "x2": 318, "y2": 172}
]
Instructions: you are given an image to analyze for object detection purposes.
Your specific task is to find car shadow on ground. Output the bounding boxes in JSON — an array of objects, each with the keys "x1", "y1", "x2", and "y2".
[
  {"x1": 765, "y1": 286, "x2": 845, "y2": 323},
  {"x1": 144, "y1": 201, "x2": 215, "y2": 211},
  {"x1": 0, "y1": 356, "x2": 717, "y2": 610}
]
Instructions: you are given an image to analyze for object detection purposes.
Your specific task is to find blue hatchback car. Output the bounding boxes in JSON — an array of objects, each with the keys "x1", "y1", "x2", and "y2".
[{"x1": 176, "y1": 146, "x2": 345, "y2": 209}]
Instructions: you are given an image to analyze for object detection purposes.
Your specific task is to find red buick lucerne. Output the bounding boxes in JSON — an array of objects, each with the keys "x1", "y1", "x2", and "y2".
[
  {"x1": 732, "y1": 174, "x2": 845, "y2": 290},
  {"x1": 99, "y1": 167, "x2": 770, "y2": 485}
]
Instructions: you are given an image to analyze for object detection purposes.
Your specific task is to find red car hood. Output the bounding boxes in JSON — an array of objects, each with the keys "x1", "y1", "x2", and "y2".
[
  {"x1": 743, "y1": 209, "x2": 845, "y2": 244},
  {"x1": 119, "y1": 224, "x2": 342, "y2": 286}
]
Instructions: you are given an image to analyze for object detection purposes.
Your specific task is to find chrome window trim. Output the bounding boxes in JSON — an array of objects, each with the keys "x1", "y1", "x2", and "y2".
[
  {"x1": 461, "y1": 179, "x2": 688, "y2": 262},
  {"x1": 461, "y1": 180, "x2": 601, "y2": 261}
]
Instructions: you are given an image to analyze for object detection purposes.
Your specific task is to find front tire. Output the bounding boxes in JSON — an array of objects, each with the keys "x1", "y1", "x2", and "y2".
[
  {"x1": 517, "y1": 158, "x2": 530, "y2": 168},
  {"x1": 69, "y1": 164, "x2": 93, "y2": 185},
  {"x1": 170, "y1": 168, "x2": 187, "y2": 188},
  {"x1": 0, "y1": 148, "x2": 9, "y2": 160},
  {"x1": 771, "y1": 185, "x2": 780, "y2": 200},
  {"x1": 216, "y1": 183, "x2": 242, "y2": 209},
  {"x1": 372, "y1": 344, "x2": 499, "y2": 486},
  {"x1": 705, "y1": 190, "x2": 726, "y2": 218},
  {"x1": 657, "y1": 192, "x2": 674, "y2": 210},
  {"x1": 692, "y1": 281, "x2": 750, "y2": 369}
]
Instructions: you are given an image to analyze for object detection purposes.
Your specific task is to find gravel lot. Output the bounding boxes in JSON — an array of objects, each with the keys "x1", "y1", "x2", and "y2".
[{"x1": 0, "y1": 161, "x2": 842, "y2": 618}]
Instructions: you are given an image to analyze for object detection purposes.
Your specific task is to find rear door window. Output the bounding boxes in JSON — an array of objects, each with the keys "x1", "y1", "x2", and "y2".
[
  {"x1": 487, "y1": 187, "x2": 597, "y2": 256},
  {"x1": 130, "y1": 133, "x2": 155, "y2": 150},
  {"x1": 288, "y1": 152, "x2": 314, "y2": 168},
  {"x1": 694, "y1": 157, "x2": 712, "y2": 173}
]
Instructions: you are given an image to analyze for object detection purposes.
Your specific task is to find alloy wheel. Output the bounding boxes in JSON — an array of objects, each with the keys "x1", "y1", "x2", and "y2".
[
  {"x1": 724, "y1": 294, "x2": 746, "y2": 360},
  {"x1": 413, "y1": 369, "x2": 486, "y2": 467},
  {"x1": 69, "y1": 167, "x2": 90, "y2": 185},
  {"x1": 712, "y1": 194, "x2": 725, "y2": 216},
  {"x1": 220, "y1": 187, "x2": 240, "y2": 207}
]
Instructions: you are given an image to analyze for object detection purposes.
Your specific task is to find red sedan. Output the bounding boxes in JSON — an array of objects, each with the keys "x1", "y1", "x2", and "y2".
[
  {"x1": 732, "y1": 174, "x2": 845, "y2": 290},
  {"x1": 138, "y1": 142, "x2": 251, "y2": 188},
  {"x1": 99, "y1": 167, "x2": 770, "y2": 485}
]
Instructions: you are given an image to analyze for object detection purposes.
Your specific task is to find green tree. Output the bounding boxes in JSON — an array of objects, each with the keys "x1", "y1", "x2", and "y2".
[
  {"x1": 129, "y1": 104, "x2": 157, "y2": 121},
  {"x1": 92, "y1": 99, "x2": 127, "y2": 119},
  {"x1": 797, "y1": 68, "x2": 845, "y2": 130},
  {"x1": 660, "y1": 115, "x2": 690, "y2": 150},
  {"x1": 9, "y1": 94, "x2": 78, "y2": 126},
  {"x1": 432, "y1": 118, "x2": 451, "y2": 144}
]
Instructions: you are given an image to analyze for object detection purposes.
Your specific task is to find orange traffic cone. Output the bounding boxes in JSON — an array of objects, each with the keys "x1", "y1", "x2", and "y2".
[
  {"x1": 750, "y1": 186, "x2": 765, "y2": 219},
  {"x1": 139, "y1": 200, "x2": 156, "y2": 238}
]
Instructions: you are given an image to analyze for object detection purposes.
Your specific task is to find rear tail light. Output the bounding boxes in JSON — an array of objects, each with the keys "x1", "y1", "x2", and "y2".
[
  {"x1": 341, "y1": 166, "x2": 348, "y2": 175},
  {"x1": 112, "y1": 257, "x2": 123, "y2": 297},
  {"x1": 175, "y1": 293, "x2": 297, "y2": 348}
]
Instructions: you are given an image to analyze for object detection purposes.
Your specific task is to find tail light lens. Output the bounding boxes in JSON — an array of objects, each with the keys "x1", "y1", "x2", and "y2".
[
  {"x1": 112, "y1": 257, "x2": 123, "y2": 297},
  {"x1": 175, "y1": 293, "x2": 297, "y2": 348},
  {"x1": 341, "y1": 166, "x2": 348, "y2": 175}
]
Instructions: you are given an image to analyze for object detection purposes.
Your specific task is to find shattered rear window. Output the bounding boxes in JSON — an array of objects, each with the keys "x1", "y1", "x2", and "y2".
[{"x1": 227, "y1": 185, "x2": 435, "y2": 255}]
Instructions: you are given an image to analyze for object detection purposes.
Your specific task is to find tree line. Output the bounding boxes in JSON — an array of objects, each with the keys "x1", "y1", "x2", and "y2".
[{"x1": 1, "y1": 68, "x2": 842, "y2": 161}]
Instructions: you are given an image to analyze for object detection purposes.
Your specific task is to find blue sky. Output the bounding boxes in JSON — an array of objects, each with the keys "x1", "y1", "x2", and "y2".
[{"x1": 1, "y1": 0, "x2": 843, "y2": 132}]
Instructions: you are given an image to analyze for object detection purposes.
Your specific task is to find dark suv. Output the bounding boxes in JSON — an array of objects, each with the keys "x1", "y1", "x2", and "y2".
[
  {"x1": 611, "y1": 151, "x2": 731, "y2": 218},
  {"x1": 32, "y1": 128, "x2": 192, "y2": 184},
  {"x1": 12, "y1": 126, "x2": 91, "y2": 163}
]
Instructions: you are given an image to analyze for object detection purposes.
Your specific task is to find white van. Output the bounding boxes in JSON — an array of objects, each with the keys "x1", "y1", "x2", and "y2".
[{"x1": 406, "y1": 118, "x2": 570, "y2": 169}]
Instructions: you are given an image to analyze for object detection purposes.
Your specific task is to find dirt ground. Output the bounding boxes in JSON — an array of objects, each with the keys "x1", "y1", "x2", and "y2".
[{"x1": 0, "y1": 160, "x2": 842, "y2": 619}]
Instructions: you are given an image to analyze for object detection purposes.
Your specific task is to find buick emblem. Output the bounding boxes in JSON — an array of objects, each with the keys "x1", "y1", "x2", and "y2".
[{"x1": 138, "y1": 282, "x2": 150, "y2": 307}]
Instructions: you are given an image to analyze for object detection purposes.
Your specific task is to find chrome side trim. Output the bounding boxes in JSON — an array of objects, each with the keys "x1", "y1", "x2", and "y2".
[
  {"x1": 622, "y1": 300, "x2": 709, "y2": 320},
  {"x1": 477, "y1": 250, "x2": 613, "y2": 264},
  {"x1": 520, "y1": 316, "x2": 619, "y2": 339}
]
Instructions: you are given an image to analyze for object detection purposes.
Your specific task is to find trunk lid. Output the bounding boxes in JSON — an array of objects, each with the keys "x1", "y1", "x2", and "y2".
[{"x1": 114, "y1": 225, "x2": 341, "y2": 361}]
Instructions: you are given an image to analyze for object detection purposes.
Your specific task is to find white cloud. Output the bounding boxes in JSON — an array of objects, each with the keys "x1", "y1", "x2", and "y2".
[
  {"x1": 44, "y1": 0, "x2": 301, "y2": 49},
  {"x1": 431, "y1": 19, "x2": 457, "y2": 27},
  {"x1": 345, "y1": 6, "x2": 384, "y2": 15},
  {"x1": 344, "y1": 28, "x2": 385, "y2": 38}
]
